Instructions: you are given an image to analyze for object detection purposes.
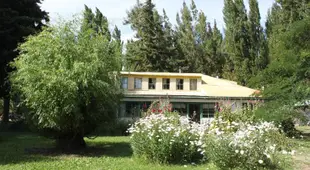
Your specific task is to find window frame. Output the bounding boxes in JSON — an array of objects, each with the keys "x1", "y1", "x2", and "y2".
[
  {"x1": 162, "y1": 78, "x2": 170, "y2": 90},
  {"x1": 148, "y1": 78, "x2": 156, "y2": 90},
  {"x1": 190, "y1": 79, "x2": 197, "y2": 90},
  {"x1": 176, "y1": 78, "x2": 184, "y2": 90},
  {"x1": 121, "y1": 77, "x2": 128, "y2": 89},
  {"x1": 134, "y1": 77, "x2": 142, "y2": 89},
  {"x1": 202, "y1": 103, "x2": 215, "y2": 118}
]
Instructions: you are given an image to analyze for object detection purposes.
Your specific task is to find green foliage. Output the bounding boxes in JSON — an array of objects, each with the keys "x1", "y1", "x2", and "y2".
[
  {"x1": 125, "y1": 0, "x2": 225, "y2": 76},
  {"x1": 205, "y1": 110, "x2": 291, "y2": 170},
  {"x1": 124, "y1": 0, "x2": 176, "y2": 72},
  {"x1": 129, "y1": 114, "x2": 203, "y2": 164},
  {"x1": 250, "y1": 17, "x2": 310, "y2": 106},
  {"x1": 0, "y1": 0, "x2": 48, "y2": 123},
  {"x1": 10, "y1": 17, "x2": 122, "y2": 141}
]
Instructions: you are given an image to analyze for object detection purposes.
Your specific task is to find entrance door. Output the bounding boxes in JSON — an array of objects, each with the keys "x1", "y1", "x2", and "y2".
[{"x1": 189, "y1": 104, "x2": 200, "y2": 123}]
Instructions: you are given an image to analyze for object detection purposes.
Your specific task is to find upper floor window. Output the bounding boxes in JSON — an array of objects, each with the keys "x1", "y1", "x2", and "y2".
[
  {"x1": 148, "y1": 78, "x2": 156, "y2": 89},
  {"x1": 121, "y1": 77, "x2": 128, "y2": 89},
  {"x1": 176, "y1": 79, "x2": 184, "y2": 90},
  {"x1": 162, "y1": 78, "x2": 170, "y2": 90},
  {"x1": 134, "y1": 78, "x2": 142, "y2": 89},
  {"x1": 190, "y1": 79, "x2": 197, "y2": 90}
]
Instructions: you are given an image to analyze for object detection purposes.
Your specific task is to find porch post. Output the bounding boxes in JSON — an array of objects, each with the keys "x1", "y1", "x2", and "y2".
[{"x1": 200, "y1": 104, "x2": 203, "y2": 123}]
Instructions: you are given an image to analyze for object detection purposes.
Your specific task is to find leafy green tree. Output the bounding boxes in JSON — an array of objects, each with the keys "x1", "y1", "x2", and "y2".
[
  {"x1": 251, "y1": 18, "x2": 310, "y2": 117},
  {"x1": 10, "y1": 18, "x2": 122, "y2": 149},
  {"x1": 0, "y1": 0, "x2": 48, "y2": 123}
]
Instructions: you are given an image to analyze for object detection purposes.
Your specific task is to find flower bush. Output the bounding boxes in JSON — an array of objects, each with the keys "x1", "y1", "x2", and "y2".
[
  {"x1": 204, "y1": 119, "x2": 292, "y2": 170},
  {"x1": 128, "y1": 113, "x2": 207, "y2": 164},
  {"x1": 128, "y1": 100, "x2": 294, "y2": 168}
]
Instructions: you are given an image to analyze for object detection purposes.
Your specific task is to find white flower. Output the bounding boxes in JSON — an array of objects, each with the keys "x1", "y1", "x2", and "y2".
[
  {"x1": 235, "y1": 150, "x2": 239, "y2": 153},
  {"x1": 291, "y1": 150, "x2": 296, "y2": 155},
  {"x1": 183, "y1": 165, "x2": 187, "y2": 167},
  {"x1": 240, "y1": 150, "x2": 244, "y2": 155},
  {"x1": 282, "y1": 150, "x2": 287, "y2": 155},
  {"x1": 258, "y1": 160, "x2": 263, "y2": 164}
]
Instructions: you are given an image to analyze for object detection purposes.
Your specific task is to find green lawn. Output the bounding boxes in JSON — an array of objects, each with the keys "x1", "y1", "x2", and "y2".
[
  {"x1": 0, "y1": 127, "x2": 310, "y2": 170},
  {"x1": 0, "y1": 132, "x2": 217, "y2": 170}
]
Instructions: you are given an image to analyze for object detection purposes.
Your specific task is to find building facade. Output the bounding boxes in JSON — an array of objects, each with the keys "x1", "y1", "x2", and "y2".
[{"x1": 119, "y1": 72, "x2": 260, "y2": 123}]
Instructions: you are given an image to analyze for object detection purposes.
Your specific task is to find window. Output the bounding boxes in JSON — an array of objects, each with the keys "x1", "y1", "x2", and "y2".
[
  {"x1": 172, "y1": 103, "x2": 187, "y2": 116},
  {"x1": 134, "y1": 78, "x2": 142, "y2": 89},
  {"x1": 176, "y1": 79, "x2": 184, "y2": 90},
  {"x1": 190, "y1": 79, "x2": 197, "y2": 90},
  {"x1": 121, "y1": 77, "x2": 128, "y2": 89},
  {"x1": 242, "y1": 102, "x2": 254, "y2": 112},
  {"x1": 125, "y1": 102, "x2": 141, "y2": 117},
  {"x1": 202, "y1": 103, "x2": 215, "y2": 118},
  {"x1": 162, "y1": 78, "x2": 170, "y2": 89},
  {"x1": 148, "y1": 78, "x2": 156, "y2": 89}
]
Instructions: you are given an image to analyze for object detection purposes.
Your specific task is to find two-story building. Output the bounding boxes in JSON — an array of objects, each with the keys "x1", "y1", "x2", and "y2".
[{"x1": 119, "y1": 72, "x2": 260, "y2": 123}]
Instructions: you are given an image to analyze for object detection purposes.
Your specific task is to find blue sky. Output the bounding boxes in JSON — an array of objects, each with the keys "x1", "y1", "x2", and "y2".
[{"x1": 41, "y1": 0, "x2": 275, "y2": 42}]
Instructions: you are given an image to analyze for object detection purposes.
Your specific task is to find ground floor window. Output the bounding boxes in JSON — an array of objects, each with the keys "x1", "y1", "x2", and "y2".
[
  {"x1": 125, "y1": 102, "x2": 141, "y2": 117},
  {"x1": 172, "y1": 103, "x2": 187, "y2": 116},
  {"x1": 202, "y1": 103, "x2": 215, "y2": 118},
  {"x1": 242, "y1": 102, "x2": 254, "y2": 112}
]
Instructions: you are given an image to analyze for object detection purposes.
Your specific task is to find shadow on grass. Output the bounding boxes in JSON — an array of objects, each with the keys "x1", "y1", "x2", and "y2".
[
  {"x1": 25, "y1": 141, "x2": 132, "y2": 158},
  {"x1": 0, "y1": 132, "x2": 56, "y2": 165},
  {"x1": 0, "y1": 132, "x2": 132, "y2": 166}
]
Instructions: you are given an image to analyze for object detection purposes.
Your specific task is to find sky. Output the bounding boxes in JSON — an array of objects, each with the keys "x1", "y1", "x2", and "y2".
[{"x1": 41, "y1": 0, "x2": 275, "y2": 42}]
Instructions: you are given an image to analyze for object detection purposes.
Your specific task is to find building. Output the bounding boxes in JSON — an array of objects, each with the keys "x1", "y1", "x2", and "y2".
[{"x1": 119, "y1": 72, "x2": 260, "y2": 123}]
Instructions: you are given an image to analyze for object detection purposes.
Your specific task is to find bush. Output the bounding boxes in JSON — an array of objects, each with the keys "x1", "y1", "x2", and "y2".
[
  {"x1": 128, "y1": 113, "x2": 206, "y2": 164},
  {"x1": 203, "y1": 114, "x2": 292, "y2": 170},
  {"x1": 281, "y1": 118, "x2": 302, "y2": 138}
]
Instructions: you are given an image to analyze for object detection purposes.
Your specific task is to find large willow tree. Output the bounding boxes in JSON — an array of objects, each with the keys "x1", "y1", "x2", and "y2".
[{"x1": 10, "y1": 18, "x2": 122, "y2": 149}]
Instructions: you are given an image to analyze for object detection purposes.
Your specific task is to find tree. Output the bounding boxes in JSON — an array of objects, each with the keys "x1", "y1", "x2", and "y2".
[
  {"x1": 248, "y1": 0, "x2": 269, "y2": 74},
  {"x1": 124, "y1": 0, "x2": 177, "y2": 72},
  {"x1": 222, "y1": 0, "x2": 251, "y2": 85},
  {"x1": 210, "y1": 20, "x2": 225, "y2": 77},
  {"x1": 0, "y1": 0, "x2": 48, "y2": 123},
  {"x1": 175, "y1": 1, "x2": 199, "y2": 72},
  {"x1": 81, "y1": 5, "x2": 111, "y2": 41},
  {"x1": 10, "y1": 18, "x2": 122, "y2": 149}
]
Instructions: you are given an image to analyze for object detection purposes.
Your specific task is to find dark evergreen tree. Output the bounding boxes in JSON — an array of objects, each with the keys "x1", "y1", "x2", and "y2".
[
  {"x1": 0, "y1": 0, "x2": 48, "y2": 123},
  {"x1": 124, "y1": 0, "x2": 176, "y2": 72}
]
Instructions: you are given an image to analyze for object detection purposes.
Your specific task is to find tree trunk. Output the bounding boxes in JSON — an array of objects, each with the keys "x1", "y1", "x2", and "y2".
[
  {"x1": 2, "y1": 96, "x2": 10, "y2": 123},
  {"x1": 56, "y1": 133, "x2": 86, "y2": 151}
]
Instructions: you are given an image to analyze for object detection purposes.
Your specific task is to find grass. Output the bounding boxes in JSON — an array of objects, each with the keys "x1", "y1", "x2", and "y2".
[
  {"x1": 0, "y1": 127, "x2": 310, "y2": 170},
  {"x1": 291, "y1": 126, "x2": 310, "y2": 170},
  {"x1": 0, "y1": 132, "x2": 217, "y2": 170}
]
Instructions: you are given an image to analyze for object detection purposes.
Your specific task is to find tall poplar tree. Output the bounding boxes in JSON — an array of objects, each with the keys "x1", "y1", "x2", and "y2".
[
  {"x1": 175, "y1": 1, "x2": 199, "y2": 72},
  {"x1": 248, "y1": 0, "x2": 268, "y2": 74},
  {"x1": 222, "y1": 0, "x2": 251, "y2": 85},
  {"x1": 81, "y1": 5, "x2": 111, "y2": 41}
]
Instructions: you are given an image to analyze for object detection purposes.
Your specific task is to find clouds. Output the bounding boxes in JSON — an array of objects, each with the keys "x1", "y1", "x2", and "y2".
[{"x1": 41, "y1": 0, "x2": 274, "y2": 42}]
